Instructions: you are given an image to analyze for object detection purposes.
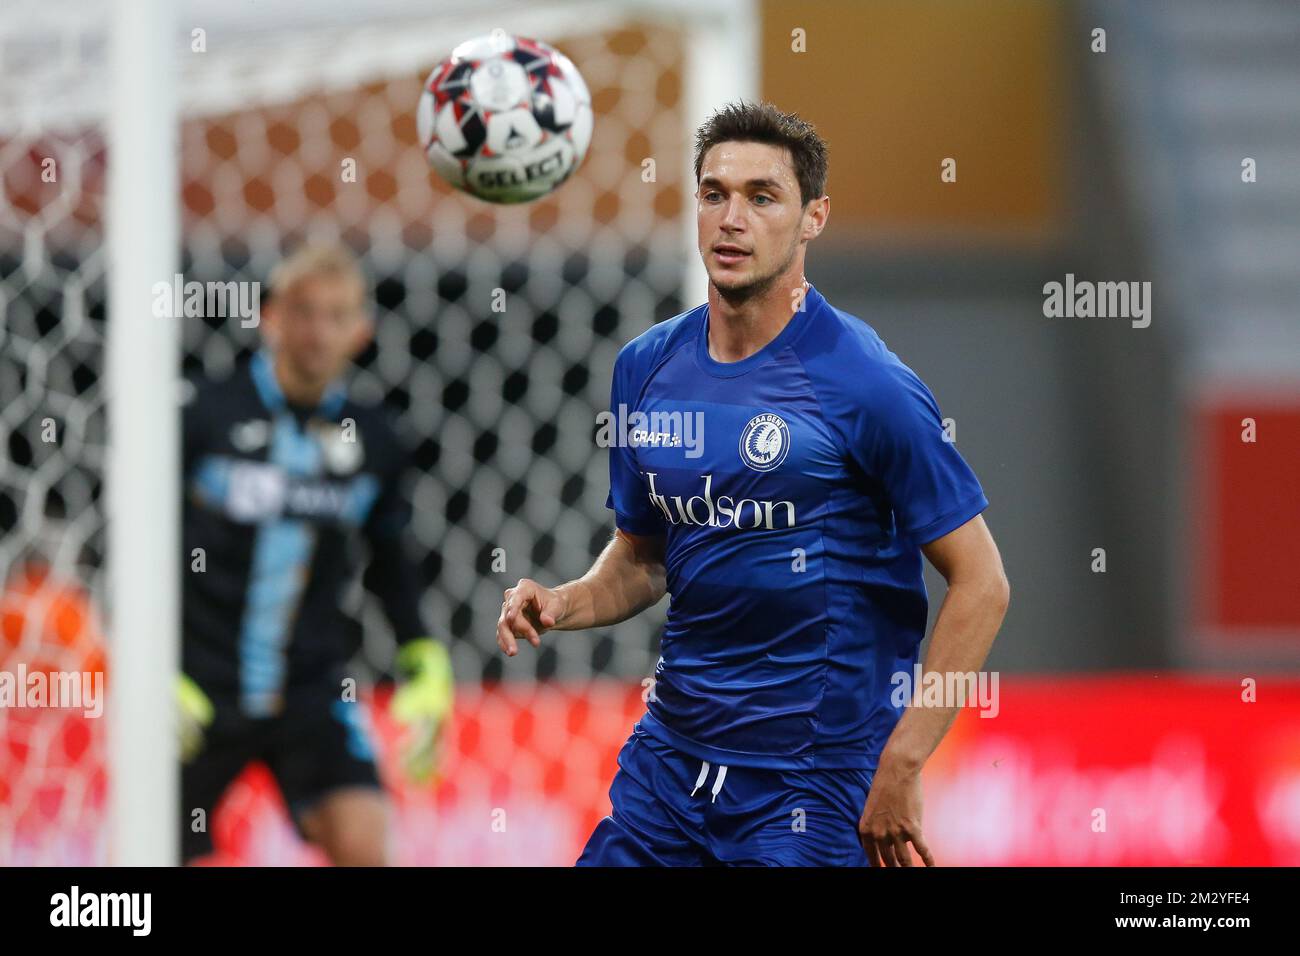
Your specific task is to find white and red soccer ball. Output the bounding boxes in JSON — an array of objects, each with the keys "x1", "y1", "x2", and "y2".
[{"x1": 418, "y1": 32, "x2": 594, "y2": 204}]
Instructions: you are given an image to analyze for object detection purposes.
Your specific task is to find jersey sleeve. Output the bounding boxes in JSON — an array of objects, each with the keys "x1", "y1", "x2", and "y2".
[
  {"x1": 851, "y1": 361, "x2": 989, "y2": 544},
  {"x1": 362, "y1": 418, "x2": 428, "y2": 644},
  {"x1": 605, "y1": 348, "x2": 668, "y2": 537}
]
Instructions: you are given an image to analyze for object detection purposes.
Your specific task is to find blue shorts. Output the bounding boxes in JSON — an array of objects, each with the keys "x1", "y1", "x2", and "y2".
[{"x1": 577, "y1": 723, "x2": 874, "y2": 866}]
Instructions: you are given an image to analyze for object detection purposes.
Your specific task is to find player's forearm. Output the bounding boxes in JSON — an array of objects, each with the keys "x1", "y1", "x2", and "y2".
[
  {"x1": 553, "y1": 531, "x2": 666, "y2": 631},
  {"x1": 365, "y1": 537, "x2": 427, "y2": 643},
  {"x1": 880, "y1": 574, "x2": 1009, "y2": 774}
]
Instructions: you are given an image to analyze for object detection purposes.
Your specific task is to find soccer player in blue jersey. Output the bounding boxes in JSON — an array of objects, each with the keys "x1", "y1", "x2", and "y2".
[{"x1": 497, "y1": 102, "x2": 1010, "y2": 866}]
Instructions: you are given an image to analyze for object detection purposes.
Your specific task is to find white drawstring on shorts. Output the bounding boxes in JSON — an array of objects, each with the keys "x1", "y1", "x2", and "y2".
[{"x1": 689, "y1": 759, "x2": 729, "y2": 803}]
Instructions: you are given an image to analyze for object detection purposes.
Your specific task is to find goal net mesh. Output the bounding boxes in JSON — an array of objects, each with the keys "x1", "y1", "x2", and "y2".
[{"x1": 1, "y1": 2, "x2": 691, "y2": 864}]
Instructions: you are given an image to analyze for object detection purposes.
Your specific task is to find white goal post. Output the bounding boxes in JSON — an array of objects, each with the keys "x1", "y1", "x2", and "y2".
[{"x1": 105, "y1": 0, "x2": 180, "y2": 868}]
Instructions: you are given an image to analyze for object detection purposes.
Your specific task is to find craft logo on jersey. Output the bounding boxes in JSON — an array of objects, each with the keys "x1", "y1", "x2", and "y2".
[{"x1": 739, "y1": 413, "x2": 790, "y2": 472}]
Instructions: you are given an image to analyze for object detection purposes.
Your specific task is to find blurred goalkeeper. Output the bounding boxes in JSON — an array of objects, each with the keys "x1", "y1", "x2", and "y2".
[{"x1": 178, "y1": 243, "x2": 452, "y2": 866}]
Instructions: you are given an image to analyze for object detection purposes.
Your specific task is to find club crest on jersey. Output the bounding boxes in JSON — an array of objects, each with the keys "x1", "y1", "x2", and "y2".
[
  {"x1": 315, "y1": 422, "x2": 365, "y2": 475},
  {"x1": 739, "y1": 413, "x2": 790, "y2": 472},
  {"x1": 229, "y1": 419, "x2": 270, "y2": 453}
]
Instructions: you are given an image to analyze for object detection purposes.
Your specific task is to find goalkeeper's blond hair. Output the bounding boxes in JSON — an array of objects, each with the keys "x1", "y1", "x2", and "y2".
[{"x1": 268, "y1": 242, "x2": 367, "y2": 303}]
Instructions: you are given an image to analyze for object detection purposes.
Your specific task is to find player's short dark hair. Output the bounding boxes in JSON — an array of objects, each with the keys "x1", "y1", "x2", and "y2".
[{"x1": 693, "y1": 101, "x2": 829, "y2": 206}]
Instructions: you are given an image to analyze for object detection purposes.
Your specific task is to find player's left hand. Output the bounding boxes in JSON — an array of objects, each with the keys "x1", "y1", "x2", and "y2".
[
  {"x1": 857, "y1": 759, "x2": 935, "y2": 867},
  {"x1": 390, "y1": 637, "x2": 455, "y2": 784}
]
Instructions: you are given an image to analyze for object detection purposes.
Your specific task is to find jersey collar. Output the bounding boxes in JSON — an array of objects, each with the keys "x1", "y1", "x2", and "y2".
[
  {"x1": 250, "y1": 348, "x2": 347, "y2": 419},
  {"x1": 694, "y1": 282, "x2": 824, "y2": 379}
]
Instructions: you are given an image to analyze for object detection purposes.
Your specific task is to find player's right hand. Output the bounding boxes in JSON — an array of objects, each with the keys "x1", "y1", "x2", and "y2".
[
  {"x1": 176, "y1": 673, "x2": 215, "y2": 764},
  {"x1": 497, "y1": 578, "x2": 566, "y2": 656}
]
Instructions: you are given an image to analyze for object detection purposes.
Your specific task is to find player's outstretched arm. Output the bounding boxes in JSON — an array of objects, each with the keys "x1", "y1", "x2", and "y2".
[{"x1": 496, "y1": 529, "x2": 666, "y2": 657}]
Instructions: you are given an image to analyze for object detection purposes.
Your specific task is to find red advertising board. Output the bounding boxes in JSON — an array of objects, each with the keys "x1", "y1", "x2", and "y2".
[
  {"x1": 1192, "y1": 396, "x2": 1300, "y2": 645},
  {"x1": 5, "y1": 672, "x2": 1299, "y2": 865},
  {"x1": 196, "y1": 675, "x2": 1300, "y2": 866}
]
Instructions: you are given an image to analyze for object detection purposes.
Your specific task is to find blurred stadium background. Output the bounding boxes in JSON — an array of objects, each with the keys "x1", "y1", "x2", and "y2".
[{"x1": 2, "y1": 0, "x2": 1299, "y2": 865}]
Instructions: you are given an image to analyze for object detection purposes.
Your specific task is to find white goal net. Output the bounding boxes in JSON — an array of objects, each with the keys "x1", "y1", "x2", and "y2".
[{"x1": 0, "y1": 0, "x2": 755, "y2": 865}]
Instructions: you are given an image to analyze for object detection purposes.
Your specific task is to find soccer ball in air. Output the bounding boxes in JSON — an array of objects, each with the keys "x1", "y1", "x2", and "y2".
[{"x1": 417, "y1": 32, "x2": 593, "y2": 204}]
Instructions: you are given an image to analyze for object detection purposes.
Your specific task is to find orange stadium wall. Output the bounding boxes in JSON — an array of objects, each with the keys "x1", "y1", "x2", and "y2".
[{"x1": 760, "y1": 0, "x2": 1068, "y2": 246}]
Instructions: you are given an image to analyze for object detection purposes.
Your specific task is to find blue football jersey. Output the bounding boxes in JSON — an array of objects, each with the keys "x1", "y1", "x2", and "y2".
[{"x1": 605, "y1": 284, "x2": 988, "y2": 771}]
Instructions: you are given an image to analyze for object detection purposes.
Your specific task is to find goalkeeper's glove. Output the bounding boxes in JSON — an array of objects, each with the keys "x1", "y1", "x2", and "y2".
[
  {"x1": 390, "y1": 638, "x2": 454, "y2": 784},
  {"x1": 176, "y1": 673, "x2": 215, "y2": 764}
]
